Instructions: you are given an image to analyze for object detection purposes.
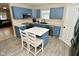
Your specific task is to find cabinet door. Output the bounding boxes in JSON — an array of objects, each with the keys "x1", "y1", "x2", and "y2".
[
  {"x1": 50, "y1": 7, "x2": 64, "y2": 19},
  {"x1": 24, "y1": 8, "x2": 32, "y2": 15},
  {"x1": 15, "y1": 26, "x2": 21, "y2": 38},
  {"x1": 37, "y1": 9, "x2": 40, "y2": 18},
  {"x1": 37, "y1": 32, "x2": 48, "y2": 46},
  {"x1": 32, "y1": 9, "x2": 40, "y2": 18},
  {"x1": 15, "y1": 26, "x2": 26, "y2": 38},
  {"x1": 32, "y1": 10, "x2": 37, "y2": 18},
  {"x1": 12, "y1": 6, "x2": 32, "y2": 19},
  {"x1": 12, "y1": 7, "x2": 23, "y2": 19},
  {"x1": 50, "y1": 26, "x2": 61, "y2": 37}
]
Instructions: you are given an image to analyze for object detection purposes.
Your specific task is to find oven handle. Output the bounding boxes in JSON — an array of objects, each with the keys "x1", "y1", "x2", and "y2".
[
  {"x1": 71, "y1": 38, "x2": 77, "y2": 48},
  {"x1": 71, "y1": 38, "x2": 74, "y2": 45}
]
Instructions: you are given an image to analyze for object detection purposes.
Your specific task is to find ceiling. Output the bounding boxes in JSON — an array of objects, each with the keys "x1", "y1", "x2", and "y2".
[{"x1": 26, "y1": 3, "x2": 65, "y2": 6}]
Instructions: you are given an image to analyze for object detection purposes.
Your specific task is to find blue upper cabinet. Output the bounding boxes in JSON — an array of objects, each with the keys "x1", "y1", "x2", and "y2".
[
  {"x1": 12, "y1": 6, "x2": 23, "y2": 19},
  {"x1": 23, "y1": 8, "x2": 32, "y2": 15},
  {"x1": 50, "y1": 7, "x2": 64, "y2": 19},
  {"x1": 37, "y1": 9, "x2": 40, "y2": 18},
  {"x1": 12, "y1": 6, "x2": 32, "y2": 19},
  {"x1": 32, "y1": 9, "x2": 40, "y2": 18},
  {"x1": 32, "y1": 9, "x2": 37, "y2": 18}
]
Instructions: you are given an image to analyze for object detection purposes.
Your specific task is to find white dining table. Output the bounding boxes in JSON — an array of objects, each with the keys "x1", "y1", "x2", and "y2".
[{"x1": 24, "y1": 27, "x2": 49, "y2": 36}]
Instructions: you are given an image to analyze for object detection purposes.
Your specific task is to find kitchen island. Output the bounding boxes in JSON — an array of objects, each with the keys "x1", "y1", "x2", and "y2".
[{"x1": 24, "y1": 27, "x2": 49, "y2": 46}]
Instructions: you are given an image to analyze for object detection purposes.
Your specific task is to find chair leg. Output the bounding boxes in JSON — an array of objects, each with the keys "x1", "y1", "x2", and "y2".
[
  {"x1": 34, "y1": 47, "x2": 37, "y2": 56},
  {"x1": 21, "y1": 41, "x2": 23, "y2": 49},
  {"x1": 27, "y1": 44, "x2": 30, "y2": 54},
  {"x1": 42, "y1": 42, "x2": 44, "y2": 52}
]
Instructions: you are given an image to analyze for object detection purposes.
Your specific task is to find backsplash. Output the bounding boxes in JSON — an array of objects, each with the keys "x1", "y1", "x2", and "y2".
[
  {"x1": 37, "y1": 18, "x2": 63, "y2": 26},
  {"x1": 12, "y1": 18, "x2": 33, "y2": 25}
]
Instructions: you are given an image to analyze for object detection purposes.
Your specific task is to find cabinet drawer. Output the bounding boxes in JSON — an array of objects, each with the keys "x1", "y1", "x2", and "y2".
[{"x1": 50, "y1": 26, "x2": 61, "y2": 37}]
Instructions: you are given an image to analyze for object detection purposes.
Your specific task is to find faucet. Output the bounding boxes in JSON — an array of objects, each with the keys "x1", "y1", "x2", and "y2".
[{"x1": 42, "y1": 19, "x2": 45, "y2": 23}]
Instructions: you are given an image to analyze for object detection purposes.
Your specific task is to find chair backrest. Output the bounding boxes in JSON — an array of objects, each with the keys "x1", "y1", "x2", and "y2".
[
  {"x1": 27, "y1": 32, "x2": 36, "y2": 43},
  {"x1": 19, "y1": 29, "x2": 28, "y2": 42}
]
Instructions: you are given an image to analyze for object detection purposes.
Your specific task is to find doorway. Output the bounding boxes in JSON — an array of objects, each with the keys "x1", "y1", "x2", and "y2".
[{"x1": 0, "y1": 3, "x2": 13, "y2": 41}]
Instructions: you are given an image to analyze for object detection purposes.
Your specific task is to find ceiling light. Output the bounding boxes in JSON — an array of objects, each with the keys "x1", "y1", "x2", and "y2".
[{"x1": 3, "y1": 7, "x2": 7, "y2": 9}]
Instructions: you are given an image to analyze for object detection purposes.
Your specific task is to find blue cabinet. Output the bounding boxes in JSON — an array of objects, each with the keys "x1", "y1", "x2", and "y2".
[
  {"x1": 32, "y1": 9, "x2": 40, "y2": 18},
  {"x1": 37, "y1": 9, "x2": 40, "y2": 18},
  {"x1": 14, "y1": 23, "x2": 34, "y2": 38},
  {"x1": 32, "y1": 10, "x2": 37, "y2": 18},
  {"x1": 50, "y1": 7, "x2": 64, "y2": 19},
  {"x1": 12, "y1": 6, "x2": 32, "y2": 19},
  {"x1": 37, "y1": 32, "x2": 48, "y2": 46},
  {"x1": 22, "y1": 8, "x2": 32, "y2": 15},
  {"x1": 40, "y1": 32, "x2": 48, "y2": 46},
  {"x1": 50, "y1": 26, "x2": 61, "y2": 37},
  {"x1": 15, "y1": 25, "x2": 26, "y2": 38},
  {"x1": 34, "y1": 24, "x2": 49, "y2": 29},
  {"x1": 12, "y1": 7, "x2": 23, "y2": 19}
]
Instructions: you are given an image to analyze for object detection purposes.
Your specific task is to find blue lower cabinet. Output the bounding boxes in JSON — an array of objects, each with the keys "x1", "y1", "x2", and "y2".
[
  {"x1": 37, "y1": 32, "x2": 48, "y2": 47},
  {"x1": 40, "y1": 25, "x2": 49, "y2": 29},
  {"x1": 50, "y1": 26, "x2": 61, "y2": 37},
  {"x1": 15, "y1": 26, "x2": 20, "y2": 38},
  {"x1": 28, "y1": 23, "x2": 34, "y2": 28},
  {"x1": 15, "y1": 25, "x2": 26, "y2": 38},
  {"x1": 34, "y1": 24, "x2": 49, "y2": 29}
]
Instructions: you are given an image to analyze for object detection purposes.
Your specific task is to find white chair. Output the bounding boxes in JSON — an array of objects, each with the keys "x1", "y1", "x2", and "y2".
[
  {"x1": 27, "y1": 32, "x2": 44, "y2": 56},
  {"x1": 19, "y1": 29, "x2": 29, "y2": 52}
]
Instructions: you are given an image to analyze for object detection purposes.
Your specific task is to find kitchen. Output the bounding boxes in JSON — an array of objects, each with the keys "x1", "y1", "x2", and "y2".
[
  {"x1": 9, "y1": 3, "x2": 67, "y2": 56},
  {"x1": 10, "y1": 3, "x2": 63, "y2": 40},
  {"x1": 0, "y1": 3, "x2": 79, "y2": 56}
]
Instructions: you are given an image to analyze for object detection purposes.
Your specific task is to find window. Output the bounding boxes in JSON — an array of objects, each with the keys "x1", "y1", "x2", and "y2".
[{"x1": 41, "y1": 10, "x2": 50, "y2": 19}]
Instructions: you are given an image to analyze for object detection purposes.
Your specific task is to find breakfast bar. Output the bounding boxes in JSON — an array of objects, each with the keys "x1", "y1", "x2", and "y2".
[{"x1": 24, "y1": 27, "x2": 49, "y2": 46}]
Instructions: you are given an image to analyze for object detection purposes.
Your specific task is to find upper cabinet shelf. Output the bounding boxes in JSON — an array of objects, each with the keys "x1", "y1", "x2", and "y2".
[
  {"x1": 50, "y1": 7, "x2": 64, "y2": 19},
  {"x1": 12, "y1": 6, "x2": 32, "y2": 19}
]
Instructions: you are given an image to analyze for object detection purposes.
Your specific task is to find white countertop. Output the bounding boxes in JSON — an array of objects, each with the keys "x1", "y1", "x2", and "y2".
[{"x1": 24, "y1": 27, "x2": 49, "y2": 36}]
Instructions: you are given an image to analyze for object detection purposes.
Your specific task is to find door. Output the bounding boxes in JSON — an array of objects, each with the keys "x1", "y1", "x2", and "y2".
[{"x1": 60, "y1": 5, "x2": 79, "y2": 47}]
